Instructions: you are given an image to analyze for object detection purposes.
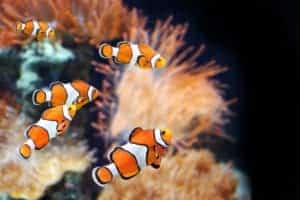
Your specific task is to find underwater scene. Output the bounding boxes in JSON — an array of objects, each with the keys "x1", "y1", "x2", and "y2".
[{"x1": 0, "y1": 0, "x2": 252, "y2": 199}]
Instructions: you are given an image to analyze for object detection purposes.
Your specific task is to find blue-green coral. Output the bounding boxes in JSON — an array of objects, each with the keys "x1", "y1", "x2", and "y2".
[
  {"x1": 0, "y1": 193, "x2": 10, "y2": 200},
  {"x1": 16, "y1": 40, "x2": 74, "y2": 98}
]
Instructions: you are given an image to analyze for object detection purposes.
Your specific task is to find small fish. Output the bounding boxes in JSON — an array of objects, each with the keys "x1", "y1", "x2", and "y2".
[
  {"x1": 92, "y1": 127, "x2": 172, "y2": 187},
  {"x1": 32, "y1": 80, "x2": 100, "y2": 109},
  {"x1": 18, "y1": 104, "x2": 77, "y2": 159},
  {"x1": 98, "y1": 41, "x2": 167, "y2": 69},
  {"x1": 16, "y1": 19, "x2": 56, "y2": 41}
]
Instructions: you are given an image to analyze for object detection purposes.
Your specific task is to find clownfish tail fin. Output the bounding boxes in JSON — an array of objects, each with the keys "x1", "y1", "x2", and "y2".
[
  {"x1": 98, "y1": 43, "x2": 113, "y2": 59},
  {"x1": 92, "y1": 165, "x2": 114, "y2": 187},
  {"x1": 16, "y1": 21, "x2": 24, "y2": 32},
  {"x1": 32, "y1": 88, "x2": 49, "y2": 105},
  {"x1": 17, "y1": 139, "x2": 34, "y2": 160}
]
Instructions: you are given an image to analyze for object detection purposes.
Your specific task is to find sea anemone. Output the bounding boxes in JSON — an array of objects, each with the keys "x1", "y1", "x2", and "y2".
[
  {"x1": 110, "y1": 18, "x2": 231, "y2": 145},
  {"x1": 0, "y1": 106, "x2": 94, "y2": 200},
  {"x1": 98, "y1": 150, "x2": 237, "y2": 200}
]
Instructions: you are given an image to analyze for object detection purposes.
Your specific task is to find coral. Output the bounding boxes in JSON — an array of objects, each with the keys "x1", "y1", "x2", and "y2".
[
  {"x1": 98, "y1": 150, "x2": 237, "y2": 200},
  {"x1": 43, "y1": 172, "x2": 87, "y2": 200},
  {"x1": 0, "y1": 90, "x2": 20, "y2": 120},
  {"x1": 0, "y1": 29, "x2": 23, "y2": 47},
  {"x1": 110, "y1": 19, "x2": 230, "y2": 144},
  {"x1": 17, "y1": 40, "x2": 74, "y2": 98},
  {"x1": 0, "y1": 0, "x2": 146, "y2": 47},
  {"x1": 90, "y1": 61, "x2": 121, "y2": 147},
  {"x1": 0, "y1": 107, "x2": 94, "y2": 200}
]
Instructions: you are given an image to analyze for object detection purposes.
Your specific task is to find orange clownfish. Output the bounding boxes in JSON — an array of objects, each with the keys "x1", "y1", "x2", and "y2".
[
  {"x1": 98, "y1": 42, "x2": 167, "y2": 69},
  {"x1": 92, "y1": 127, "x2": 172, "y2": 187},
  {"x1": 32, "y1": 80, "x2": 100, "y2": 110},
  {"x1": 18, "y1": 104, "x2": 77, "y2": 159},
  {"x1": 16, "y1": 20, "x2": 56, "y2": 41}
]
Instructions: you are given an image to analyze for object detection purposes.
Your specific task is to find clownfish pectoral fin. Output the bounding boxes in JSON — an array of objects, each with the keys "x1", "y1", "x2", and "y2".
[
  {"x1": 92, "y1": 166, "x2": 113, "y2": 187},
  {"x1": 98, "y1": 43, "x2": 113, "y2": 59},
  {"x1": 136, "y1": 55, "x2": 150, "y2": 68},
  {"x1": 151, "y1": 155, "x2": 162, "y2": 169},
  {"x1": 16, "y1": 21, "x2": 24, "y2": 32}
]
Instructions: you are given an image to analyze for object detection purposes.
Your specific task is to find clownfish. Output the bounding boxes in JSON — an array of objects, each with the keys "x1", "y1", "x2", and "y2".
[
  {"x1": 32, "y1": 80, "x2": 100, "y2": 110},
  {"x1": 16, "y1": 20, "x2": 56, "y2": 41},
  {"x1": 98, "y1": 42, "x2": 167, "y2": 69},
  {"x1": 92, "y1": 127, "x2": 172, "y2": 187},
  {"x1": 18, "y1": 104, "x2": 77, "y2": 159}
]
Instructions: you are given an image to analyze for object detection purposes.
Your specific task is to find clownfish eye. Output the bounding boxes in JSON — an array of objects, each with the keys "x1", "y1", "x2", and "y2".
[{"x1": 161, "y1": 130, "x2": 166, "y2": 135}]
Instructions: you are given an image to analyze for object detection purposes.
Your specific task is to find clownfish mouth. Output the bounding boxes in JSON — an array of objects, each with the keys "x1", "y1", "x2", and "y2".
[
  {"x1": 57, "y1": 128, "x2": 64, "y2": 133},
  {"x1": 151, "y1": 164, "x2": 160, "y2": 169},
  {"x1": 57, "y1": 122, "x2": 67, "y2": 132}
]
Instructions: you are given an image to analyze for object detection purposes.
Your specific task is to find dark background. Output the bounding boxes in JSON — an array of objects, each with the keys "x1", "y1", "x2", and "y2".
[{"x1": 125, "y1": 0, "x2": 299, "y2": 199}]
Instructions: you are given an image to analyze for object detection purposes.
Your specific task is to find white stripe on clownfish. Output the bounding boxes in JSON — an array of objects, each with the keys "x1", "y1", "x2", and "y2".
[
  {"x1": 88, "y1": 86, "x2": 94, "y2": 102},
  {"x1": 154, "y1": 128, "x2": 168, "y2": 147},
  {"x1": 35, "y1": 119, "x2": 58, "y2": 139},
  {"x1": 151, "y1": 54, "x2": 161, "y2": 68},
  {"x1": 62, "y1": 105, "x2": 72, "y2": 121},
  {"x1": 24, "y1": 139, "x2": 35, "y2": 150},
  {"x1": 112, "y1": 47, "x2": 119, "y2": 57},
  {"x1": 46, "y1": 27, "x2": 52, "y2": 37},
  {"x1": 44, "y1": 88, "x2": 52, "y2": 102},
  {"x1": 128, "y1": 43, "x2": 141, "y2": 67},
  {"x1": 63, "y1": 83, "x2": 80, "y2": 105},
  {"x1": 121, "y1": 142, "x2": 148, "y2": 168},
  {"x1": 32, "y1": 20, "x2": 40, "y2": 36},
  {"x1": 21, "y1": 23, "x2": 26, "y2": 30},
  {"x1": 106, "y1": 163, "x2": 119, "y2": 177}
]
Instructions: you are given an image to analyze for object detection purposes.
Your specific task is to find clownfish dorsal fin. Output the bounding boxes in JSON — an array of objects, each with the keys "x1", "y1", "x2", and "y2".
[
  {"x1": 117, "y1": 41, "x2": 129, "y2": 48},
  {"x1": 72, "y1": 79, "x2": 84, "y2": 84},
  {"x1": 128, "y1": 127, "x2": 143, "y2": 142},
  {"x1": 49, "y1": 81, "x2": 63, "y2": 89}
]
